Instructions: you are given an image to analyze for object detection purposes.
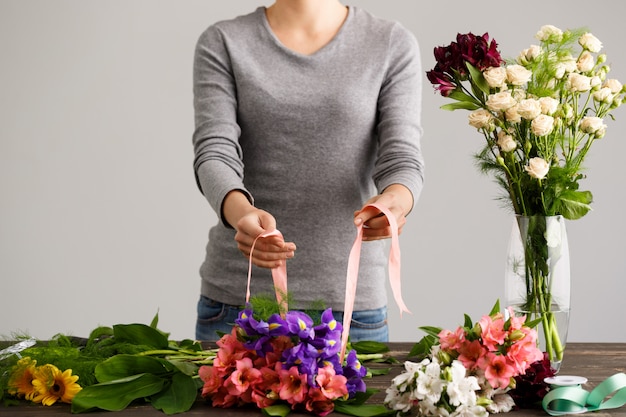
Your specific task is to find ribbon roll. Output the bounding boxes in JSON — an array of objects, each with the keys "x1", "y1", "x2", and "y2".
[{"x1": 542, "y1": 373, "x2": 626, "y2": 415}]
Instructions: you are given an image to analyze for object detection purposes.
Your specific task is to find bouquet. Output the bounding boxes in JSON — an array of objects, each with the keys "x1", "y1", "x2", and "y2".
[
  {"x1": 426, "y1": 25, "x2": 626, "y2": 366},
  {"x1": 198, "y1": 306, "x2": 389, "y2": 417},
  {"x1": 384, "y1": 301, "x2": 549, "y2": 416}
]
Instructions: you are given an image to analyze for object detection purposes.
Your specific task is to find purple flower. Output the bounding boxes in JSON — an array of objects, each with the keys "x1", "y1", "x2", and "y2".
[
  {"x1": 285, "y1": 311, "x2": 315, "y2": 340},
  {"x1": 342, "y1": 350, "x2": 367, "y2": 395},
  {"x1": 311, "y1": 309, "x2": 343, "y2": 358}
]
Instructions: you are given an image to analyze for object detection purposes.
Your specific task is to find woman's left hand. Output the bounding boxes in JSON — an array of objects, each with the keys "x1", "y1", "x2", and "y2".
[{"x1": 353, "y1": 184, "x2": 414, "y2": 241}]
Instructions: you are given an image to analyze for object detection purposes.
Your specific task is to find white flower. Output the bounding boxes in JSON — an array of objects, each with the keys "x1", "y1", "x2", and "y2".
[
  {"x1": 446, "y1": 361, "x2": 480, "y2": 407},
  {"x1": 579, "y1": 32, "x2": 602, "y2": 52},
  {"x1": 535, "y1": 25, "x2": 563, "y2": 42},
  {"x1": 577, "y1": 51, "x2": 595, "y2": 73},
  {"x1": 517, "y1": 44, "x2": 541, "y2": 65},
  {"x1": 486, "y1": 393, "x2": 516, "y2": 413},
  {"x1": 593, "y1": 87, "x2": 613, "y2": 104},
  {"x1": 567, "y1": 73, "x2": 592, "y2": 92},
  {"x1": 483, "y1": 66, "x2": 507, "y2": 88},
  {"x1": 450, "y1": 404, "x2": 489, "y2": 417},
  {"x1": 516, "y1": 98, "x2": 542, "y2": 120},
  {"x1": 531, "y1": 114, "x2": 555, "y2": 136},
  {"x1": 416, "y1": 361, "x2": 444, "y2": 404},
  {"x1": 604, "y1": 78, "x2": 623, "y2": 94},
  {"x1": 504, "y1": 105, "x2": 521, "y2": 123},
  {"x1": 525, "y1": 157, "x2": 550, "y2": 179},
  {"x1": 506, "y1": 64, "x2": 533, "y2": 86},
  {"x1": 468, "y1": 109, "x2": 494, "y2": 129},
  {"x1": 580, "y1": 116, "x2": 607, "y2": 137},
  {"x1": 486, "y1": 91, "x2": 517, "y2": 112},
  {"x1": 538, "y1": 96, "x2": 559, "y2": 115},
  {"x1": 497, "y1": 130, "x2": 517, "y2": 152}
]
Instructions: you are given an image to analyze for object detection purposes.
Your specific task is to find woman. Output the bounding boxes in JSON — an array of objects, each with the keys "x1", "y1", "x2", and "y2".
[{"x1": 192, "y1": 0, "x2": 424, "y2": 342}]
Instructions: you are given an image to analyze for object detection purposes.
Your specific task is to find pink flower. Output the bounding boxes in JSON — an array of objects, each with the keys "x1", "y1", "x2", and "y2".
[
  {"x1": 479, "y1": 314, "x2": 507, "y2": 351},
  {"x1": 478, "y1": 353, "x2": 516, "y2": 390},
  {"x1": 506, "y1": 329, "x2": 543, "y2": 374},
  {"x1": 457, "y1": 339, "x2": 487, "y2": 370},
  {"x1": 227, "y1": 357, "x2": 263, "y2": 401},
  {"x1": 199, "y1": 365, "x2": 222, "y2": 398},
  {"x1": 439, "y1": 327, "x2": 465, "y2": 351},
  {"x1": 278, "y1": 366, "x2": 308, "y2": 406},
  {"x1": 506, "y1": 307, "x2": 527, "y2": 331},
  {"x1": 305, "y1": 387, "x2": 335, "y2": 416},
  {"x1": 315, "y1": 365, "x2": 348, "y2": 400}
]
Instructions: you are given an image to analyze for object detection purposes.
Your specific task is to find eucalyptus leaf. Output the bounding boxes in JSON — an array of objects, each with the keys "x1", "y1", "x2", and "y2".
[
  {"x1": 71, "y1": 373, "x2": 165, "y2": 413},
  {"x1": 151, "y1": 372, "x2": 198, "y2": 415}
]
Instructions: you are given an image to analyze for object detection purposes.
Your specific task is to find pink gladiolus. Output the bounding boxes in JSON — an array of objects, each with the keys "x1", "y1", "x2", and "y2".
[
  {"x1": 315, "y1": 365, "x2": 348, "y2": 400},
  {"x1": 278, "y1": 366, "x2": 308, "y2": 406},
  {"x1": 479, "y1": 353, "x2": 516, "y2": 390}
]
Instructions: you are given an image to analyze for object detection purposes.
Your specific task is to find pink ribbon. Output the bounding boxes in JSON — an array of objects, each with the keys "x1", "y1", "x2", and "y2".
[
  {"x1": 246, "y1": 229, "x2": 288, "y2": 316},
  {"x1": 339, "y1": 203, "x2": 410, "y2": 362}
]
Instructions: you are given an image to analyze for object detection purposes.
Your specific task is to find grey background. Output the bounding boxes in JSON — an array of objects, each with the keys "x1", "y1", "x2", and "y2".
[{"x1": 1, "y1": 1, "x2": 624, "y2": 343}]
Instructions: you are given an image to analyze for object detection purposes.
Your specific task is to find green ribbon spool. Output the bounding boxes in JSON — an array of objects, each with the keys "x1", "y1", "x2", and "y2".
[{"x1": 542, "y1": 373, "x2": 626, "y2": 415}]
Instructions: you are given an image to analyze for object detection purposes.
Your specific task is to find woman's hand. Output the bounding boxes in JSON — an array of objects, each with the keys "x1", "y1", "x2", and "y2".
[
  {"x1": 353, "y1": 184, "x2": 414, "y2": 241},
  {"x1": 223, "y1": 190, "x2": 296, "y2": 268}
]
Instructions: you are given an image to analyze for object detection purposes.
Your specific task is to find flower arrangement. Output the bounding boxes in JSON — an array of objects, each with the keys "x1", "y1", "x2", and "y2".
[
  {"x1": 199, "y1": 306, "x2": 389, "y2": 417},
  {"x1": 426, "y1": 25, "x2": 626, "y2": 367},
  {"x1": 384, "y1": 301, "x2": 549, "y2": 416}
]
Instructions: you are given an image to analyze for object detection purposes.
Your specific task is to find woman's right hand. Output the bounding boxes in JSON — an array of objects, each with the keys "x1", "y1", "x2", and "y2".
[{"x1": 223, "y1": 190, "x2": 296, "y2": 268}]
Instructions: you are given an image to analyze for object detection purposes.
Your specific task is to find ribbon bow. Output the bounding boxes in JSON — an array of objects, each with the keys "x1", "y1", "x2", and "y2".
[{"x1": 542, "y1": 373, "x2": 626, "y2": 415}]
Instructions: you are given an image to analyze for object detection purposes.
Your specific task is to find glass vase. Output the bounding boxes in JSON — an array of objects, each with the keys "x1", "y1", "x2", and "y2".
[{"x1": 504, "y1": 215, "x2": 570, "y2": 373}]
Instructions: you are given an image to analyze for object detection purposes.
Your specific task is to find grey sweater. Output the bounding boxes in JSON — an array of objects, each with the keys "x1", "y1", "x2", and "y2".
[{"x1": 192, "y1": 6, "x2": 424, "y2": 312}]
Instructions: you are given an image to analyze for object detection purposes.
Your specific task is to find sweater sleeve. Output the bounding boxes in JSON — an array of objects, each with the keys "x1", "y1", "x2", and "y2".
[
  {"x1": 192, "y1": 26, "x2": 253, "y2": 226},
  {"x1": 373, "y1": 23, "x2": 425, "y2": 206}
]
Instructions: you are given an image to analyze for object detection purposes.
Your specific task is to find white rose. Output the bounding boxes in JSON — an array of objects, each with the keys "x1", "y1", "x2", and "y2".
[
  {"x1": 468, "y1": 109, "x2": 494, "y2": 129},
  {"x1": 506, "y1": 65, "x2": 533, "y2": 86},
  {"x1": 579, "y1": 33, "x2": 603, "y2": 53},
  {"x1": 525, "y1": 157, "x2": 550, "y2": 179},
  {"x1": 580, "y1": 116, "x2": 607, "y2": 137},
  {"x1": 531, "y1": 114, "x2": 555, "y2": 136},
  {"x1": 505, "y1": 105, "x2": 522, "y2": 123},
  {"x1": 517, "y1": 99, "x2": 542, "y2": 120},
  {"x1": 483, "y1": 66, "x2": 507, "y2": 88},
  {"x1": 538, "y1": 97, "x2": 559, "y2": 115},
  {"x1": 535, "y1": 25, "x2": 563, "y2": 42},
  {"x1": 593, "y1": 87, "x2": 613, "y2": 103},
  {"x1": 577, "y1": 51, "x2": 595, "y2": 73},
  {"x1": 591, "y1": 76, "x2": 602, "y2": 89},
  {"x1": 567, "y1": 73, "x2": 592, "y2": 92},
  {"x1": 517, "y1": 44, "x2": 542, "y2": 65},
  {"x1": 486, "y1": 91, "x2": 517, "y2": 112},
  {"x1": 497, "y1": 130, "x2": 517, "y2": 152},
  {"x1": 603, "y1": 78, "x2": 623, "y2": 94}
]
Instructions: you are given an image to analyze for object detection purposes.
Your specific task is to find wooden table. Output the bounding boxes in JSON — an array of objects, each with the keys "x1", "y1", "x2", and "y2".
[{"x1": 3, "y1": 343, "x2": 625, "y2": 416}]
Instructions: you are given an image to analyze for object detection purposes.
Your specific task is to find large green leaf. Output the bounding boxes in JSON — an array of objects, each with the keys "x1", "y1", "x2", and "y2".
[
  {"x1": 113, "y1": 323, "x2": 169, "y2": 348},
  {"x1": 350, "y1": 341, "x2": 390, "y2": 354},
  {"x1": 95, "y1": 354, "x2": 171, "y2": 382},
  {"x1": 262, "y1": 404, "x2": 291, "y2": 417},
  {"x1": 466, "y1": 62, "x2": 491, "y2": 96},
  {"x1": 333, "y1": 402, "x2": 395, "y2": 416},
  {"x1": 441, "y1": 101, "x2": 481, "y2": 111},
  {"x1": 71, "y1": 373, "x2": 165, "y2": 413},
  {"x1": 556, "y1": 189, "x2": 593, "y2": 220},
  {"x1": 151, "y1": 372, "x2": 198, "y2": 415}
]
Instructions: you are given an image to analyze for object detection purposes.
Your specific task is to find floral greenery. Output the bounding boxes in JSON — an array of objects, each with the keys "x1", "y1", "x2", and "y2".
[
  {"x1": 426, "y1": 24, "x2": 626, "y2": 369},
  {"x1": 384, "y1": 300, "x2": 545, "y2": 416},
  {"x1": 199, "y1": 304, "x2": 394, "y2": 417}
]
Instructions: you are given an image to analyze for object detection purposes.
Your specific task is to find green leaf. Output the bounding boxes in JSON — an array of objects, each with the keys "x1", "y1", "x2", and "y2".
[
  {"x1": 150, "y1": 312, "x2": 159, "y2": 328},
  {"x1": 95, "y1": 355, "x2": 171, "y2": 382},
  {"x1": 350, "y1": 341, "x2": 390, "y2": 354},
  {"x1": 463, "y1": 314, "x2": 473, "y2": 329},
  {"x1": 466, "y1": 62, "x2": 491, "y2": 95},
  {"x1": 447, "y1": 89, "x2": 479, "y2": 104},
  {"x1": 418, "y1": 326, "x2": 442, "y2": 338},
  {"x1": 151, "y1": 373, "x2": 198, "y2": 415},
  {"x1": 368, "y1": 367, "x2": 391, "y2": 376},
  {"x1": 489, "y1": 299, "x2": 501, "y2": 316},
  {"x1": 334, "y1": 402, "x2": 395, "y2": 417},
  {"x1": 113, "y1": 323, "x2": 169, "y2": 349},
  {"x1": 556, "y1": 190, "x2": 593, "y2": 220},
  {"x1": 262, "y1": 404, "x2": 291, "y2": 417},
  {"x1": 441, "y1": 101, "x2": 481, "y2": 111},
  {"x1": 71, "y1": 373, "x2": 165, "y2": 413},
  {"x1": 407, "y1": 334, "x2": 437, "y2": 358}
]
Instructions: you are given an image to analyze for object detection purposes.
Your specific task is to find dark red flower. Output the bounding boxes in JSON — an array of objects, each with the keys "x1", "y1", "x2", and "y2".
[
  {"x1": 427, "y1": 32, "x2": 504, "y2": 96},
  {"x1": 509, "y1": 353, "x2": 556, "y2": 409}
]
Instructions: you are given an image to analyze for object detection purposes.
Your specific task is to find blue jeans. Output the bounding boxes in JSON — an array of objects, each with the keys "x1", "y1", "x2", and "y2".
[{"x1": 195, "y1": 295, "x2": 388, "y2": 342}]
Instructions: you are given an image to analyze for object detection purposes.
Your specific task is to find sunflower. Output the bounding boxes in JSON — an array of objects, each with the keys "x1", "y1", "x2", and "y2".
[
  {"x1": 7, "y1": 357, "x2": 38, "y2": 401},
  {"x1": 31, "y1": 364, "x2": 82, "y2": 406}
]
